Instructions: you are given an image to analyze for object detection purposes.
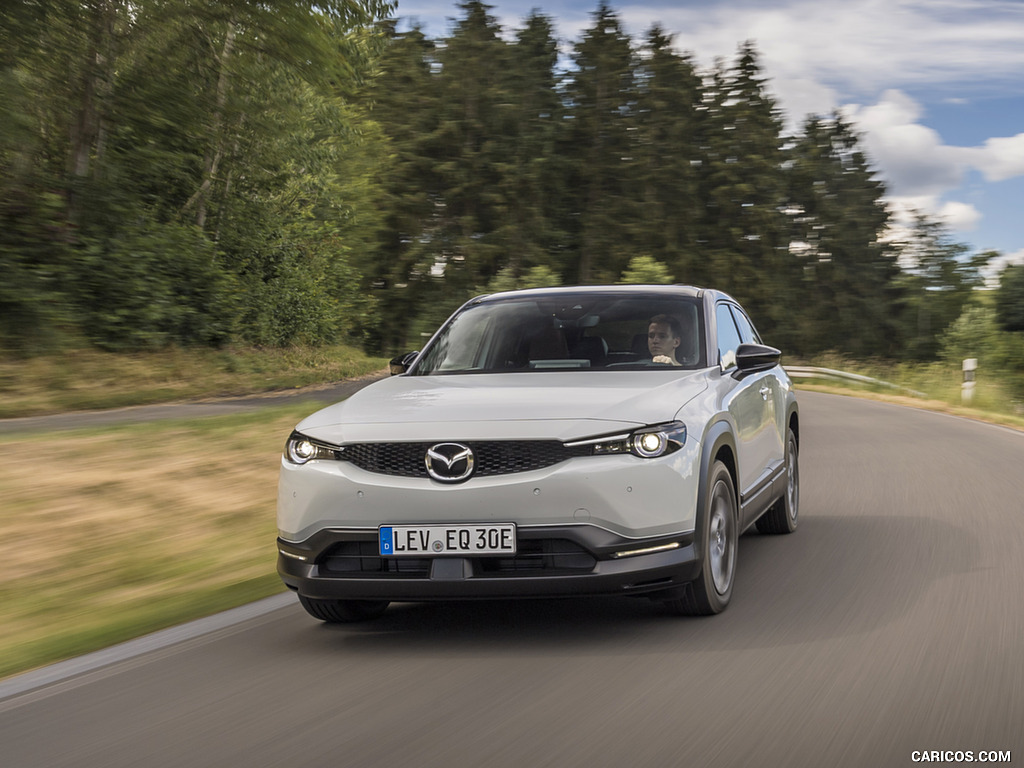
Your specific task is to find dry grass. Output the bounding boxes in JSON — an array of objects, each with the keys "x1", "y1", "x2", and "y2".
[
  {"x1": 794, "y1": 353, "x2": 1024, "y2": 421},
  {"x1": 0, "y1": 345, "x2": 387, "y2": 418},
  {"x1": 794, "y1": 382, "x2": 1024, "y2": 432},
  {"x1": 0, "y1": 404, "x2": 312, "y2": 679}
]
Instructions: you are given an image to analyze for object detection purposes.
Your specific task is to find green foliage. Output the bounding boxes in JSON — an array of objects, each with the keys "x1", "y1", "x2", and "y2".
[
  {"x1": 995, "y1": 264, "x2": 1024, "y2": 332},
  {"x1": 942, "y1": 302, "x2": 1011, "y2": 368},
  {"x1": 693, "y1": 43, "x2": 789, "y2": 334},
  {"x1": 519, "y1": 265, "x2": 563, "y2": 290},
  {"x1": 783, "y1": 114, "x2": 898, "y2": 356},
  {"x1": 631, "y1": 26, "x2": 702, "y2": 283},
  {"x1": 3, "y1": 0, "x2": 1010, "y2": 369},
  {"x1": 484, "y1": 265, "x2": 563, "y2": 293},
  {"x1": 235, "y1": 225, "x2": 378, "y2": 348},
  {"x1": 1, "y1": 0, "x2": 391, "y2": 354},
  {"x1": 618, "y1": 256, "x2": 674, "y2": 285},
  {"x1": 562, "y1": 3, "x2": 638, "y2": 283},
  {"x1": 0, "y1": 187, "x2": 74, "y2": 354},
  {"x1": 366, "y1": 10, "x2": 955, "y2": 357},
  {"x1": 940, "y1": 297, "x2": 1024, "y2": 399},
  {"x1": 895, "y1": 217, "x2": 991, "y2": 359},
  {"x1": 69, "y1": 218, "x2": 237, "y2": 350}
]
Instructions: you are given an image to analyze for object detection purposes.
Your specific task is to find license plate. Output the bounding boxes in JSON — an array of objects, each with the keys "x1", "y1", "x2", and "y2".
[{"x1": 379, "y1": 524, "x2": 516, "y2": 556}]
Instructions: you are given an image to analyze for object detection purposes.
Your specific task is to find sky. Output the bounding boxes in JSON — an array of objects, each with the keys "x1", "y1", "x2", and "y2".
[{"x1": 393, "y1": 0, "x2": 1024, "y2": 274}]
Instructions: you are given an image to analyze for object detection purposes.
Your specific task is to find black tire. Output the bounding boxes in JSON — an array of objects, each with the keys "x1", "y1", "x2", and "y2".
[
  {"x1": 755, "y1": 427, "x2": 799, "y2": 535},
  {"x1": 663, "y1": 460, "x2": 738, "y2": 615},
  {"x1": 298, "y1": 595, "x2": 390, "y2": 623}
]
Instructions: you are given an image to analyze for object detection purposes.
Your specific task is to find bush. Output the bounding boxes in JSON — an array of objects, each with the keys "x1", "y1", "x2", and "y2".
[
  {"x1": 618, "y1": 256, "x2": 674, "y2": 285},
  {"x1": 234, "y1": 228, "x2": 377, "y2": 348},
  {"x1": 0, "y1": 186, "x2": 75, "y2": 355},
  {"x1": 995, "y1": 264, "x2": 1024, "y2": 332},
  {"x1": 940, "y1": 298, "x2": 1024, "y2": 400},
  {"x1": 70, "y1": 218, "x2": 237, "y2": 350}
]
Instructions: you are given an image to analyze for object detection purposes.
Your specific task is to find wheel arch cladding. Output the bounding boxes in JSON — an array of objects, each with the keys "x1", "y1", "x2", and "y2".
[{"x1": 695, "y1": 420, "x2": 738, "y2": 550}]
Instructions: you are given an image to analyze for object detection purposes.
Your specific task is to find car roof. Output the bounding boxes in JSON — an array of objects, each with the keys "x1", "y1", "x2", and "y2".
[{"x1": 471, "y1": 284, "x2": 715, "y2": 304}]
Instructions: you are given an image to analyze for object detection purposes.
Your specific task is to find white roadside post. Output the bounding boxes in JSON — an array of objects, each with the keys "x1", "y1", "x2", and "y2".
[{"x1": 962, "y1": 358, "x2": 977, "y2": 405}]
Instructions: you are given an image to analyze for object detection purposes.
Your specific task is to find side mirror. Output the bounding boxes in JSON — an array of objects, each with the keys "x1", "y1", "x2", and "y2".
[
  {"x1": 735, "y1": 343, "x2": 781, "y2": 374},
  {"x1": 389, "y1": 351, "x2": 419, "y2": 376}
]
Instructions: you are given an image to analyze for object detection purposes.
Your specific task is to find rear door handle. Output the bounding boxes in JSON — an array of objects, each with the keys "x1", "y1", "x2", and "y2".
[{"x1": 759, "y1": 386, "x2": 770, "y2": 401}]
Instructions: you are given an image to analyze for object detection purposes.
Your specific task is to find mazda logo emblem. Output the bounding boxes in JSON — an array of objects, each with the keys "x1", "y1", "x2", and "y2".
[{"x1": 425, "y1": 443, "x2": 475, "y2": 483}]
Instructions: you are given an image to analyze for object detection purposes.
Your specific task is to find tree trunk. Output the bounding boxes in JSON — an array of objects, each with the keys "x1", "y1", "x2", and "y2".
[
  {"x1": 195, "y1": 20, "x2": 236, "y2": 230},
  {"x1": 68, "y1": 0, "x2": 117, "y2": 218}
]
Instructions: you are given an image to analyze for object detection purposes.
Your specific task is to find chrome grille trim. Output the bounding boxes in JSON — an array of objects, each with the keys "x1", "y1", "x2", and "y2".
[{"x1": 339, "y1": 441, "x2": 592, "y2": 478}]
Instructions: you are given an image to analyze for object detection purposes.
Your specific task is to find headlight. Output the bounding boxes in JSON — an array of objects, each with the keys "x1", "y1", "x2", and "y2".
[
  {"x1": 633, "y1": 430, "x2": 669, "y2": 458},
  {"x1": 567, "y1": 421, "x2": 686, "y2": 459},
  {"x1": 284, "y1": 431, "x2": 341, "y2": 465}
]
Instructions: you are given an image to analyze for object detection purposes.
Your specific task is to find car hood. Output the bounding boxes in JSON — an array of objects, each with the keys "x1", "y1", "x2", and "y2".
[{"x1": 297, "y1": 371, "x2": 708, "y2": 444}]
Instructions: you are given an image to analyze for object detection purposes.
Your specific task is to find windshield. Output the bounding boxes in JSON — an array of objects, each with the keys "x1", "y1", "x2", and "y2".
[{"x1": 413, "y1": 293, "x2": 706, "y2": 375}]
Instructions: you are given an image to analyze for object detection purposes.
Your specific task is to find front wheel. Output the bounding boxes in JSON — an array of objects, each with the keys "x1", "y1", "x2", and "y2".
[
  {"x1": 663, "y1": 460, "x2": 738, "y2": 615},
  {"x1": 298, "y1": 595, "x2": 390, "y2": 623}
]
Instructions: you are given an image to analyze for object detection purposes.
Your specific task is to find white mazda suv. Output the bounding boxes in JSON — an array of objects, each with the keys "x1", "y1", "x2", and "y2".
[{"x1": 277, "y1": 285, "x2": 799, "y2": 621}]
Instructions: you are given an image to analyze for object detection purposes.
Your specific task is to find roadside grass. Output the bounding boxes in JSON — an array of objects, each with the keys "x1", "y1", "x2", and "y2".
[
  {"x1": 0, "y1": 404, "x2": 314, "y2": 680},
  {"x1": 790, "y1": 354, "x2": 1024, "y2": 431},
  {"x1": 0, "y1": 344, "x2": 388, "y2": 419}
]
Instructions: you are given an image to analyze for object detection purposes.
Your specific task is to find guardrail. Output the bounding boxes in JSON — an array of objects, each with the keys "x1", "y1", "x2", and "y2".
[{"x1": 784, "y1": 366, "x2": 927, "y2": 398}]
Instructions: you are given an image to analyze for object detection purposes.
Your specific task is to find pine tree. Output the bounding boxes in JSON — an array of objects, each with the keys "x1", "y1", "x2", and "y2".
[
  {"x1": 364, "y1": 23, "x2": 444, "y2": 352},
  {"x1": 995, "y1": 264, "x2": 1024, "y2": 333},
  {"x1": 430, "y1": 1, "x2": 512, "y2": 292},
  {"x1": 784, "y1": 114, "x2": 898, "y2": 355},
  {"x1": 631, "y1": 25, "x2": 703, "y2": 283},
  {"x1": 560, "y1": 2, "x2": 637, "y2": 283},
  {"x1": 896, "y1": 215, "x2": 991, "y2": 359},
  {"x1": 695, "y1": 43, "x2": 786, "y2": 328},
  {"x1": 497, "y1": 11, "x2": 566, "y2": 281},
  {"x1": 367, "y1": 3, "x2": 522, "y2": 350}
]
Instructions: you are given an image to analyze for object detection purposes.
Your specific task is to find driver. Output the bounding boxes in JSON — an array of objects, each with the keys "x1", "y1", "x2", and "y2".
[{"x1": 648, "y1": 314, "x2": 684, "y2": 366}]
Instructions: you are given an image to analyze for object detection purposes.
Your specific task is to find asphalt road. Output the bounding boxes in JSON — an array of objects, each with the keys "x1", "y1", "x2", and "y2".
[
  {"x1": 0, "y1": 374, "x2": 387, "y2": 434},
  {"x1": 2, "y1": 391, "x2": 1022, "y2": 767}
]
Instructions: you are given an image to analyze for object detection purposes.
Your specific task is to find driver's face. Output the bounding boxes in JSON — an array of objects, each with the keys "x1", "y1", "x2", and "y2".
[{"x1": 648, "y1": 322, "x2": 680, "y2": 357}]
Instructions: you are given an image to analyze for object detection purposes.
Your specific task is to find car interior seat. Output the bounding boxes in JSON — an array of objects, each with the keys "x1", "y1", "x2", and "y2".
[{"x1": 569, "y1": 336, "x2": 608, "y2": 367}]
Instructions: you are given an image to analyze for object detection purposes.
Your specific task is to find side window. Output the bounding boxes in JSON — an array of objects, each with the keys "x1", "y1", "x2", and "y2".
[
  {"x1": 729, "y1": 305, "x2": 761, "y2": 345},
  {"x1": 716, "y1": 303, "x2": 743, "y2": 369}
]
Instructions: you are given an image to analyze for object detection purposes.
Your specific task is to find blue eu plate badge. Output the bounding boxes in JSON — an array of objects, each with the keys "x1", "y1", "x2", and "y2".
[{"x1": 379, "y1": 526, "x2": 394, "y2": 555}]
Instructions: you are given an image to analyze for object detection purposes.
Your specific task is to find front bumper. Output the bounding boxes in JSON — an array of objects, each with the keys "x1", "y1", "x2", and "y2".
[
  {"x1": 277, "y1": 438, "x2": 703, "y2": 543},
  {"x1": 277, "y1": 525, "x2": 699, "y2": 601}
]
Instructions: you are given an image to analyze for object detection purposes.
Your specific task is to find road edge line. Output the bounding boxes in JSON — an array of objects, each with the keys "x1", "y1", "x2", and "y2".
[{"x1": 0, "y1": 592, "x2": 297, "y2": 703}]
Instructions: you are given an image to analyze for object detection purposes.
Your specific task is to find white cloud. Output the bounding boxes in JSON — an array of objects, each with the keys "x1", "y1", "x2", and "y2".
[
  {"x1": 772, "y1": 77, "x2": 840, "y2": 131},
  {"x1": 842, "y1": 91, "x2": 969, "y2": 198},
  {"x1": 617, "y1": 0, "x2": 1024, "y2": 227},
  {"x1": 938, "y1": 201, "x2": 982, "y2": 231},
  {"x1": 964, "y1": 134, "x2": 1024, "y2": 182},
  {"x1": 622, "y1": 0, "x2": 1024, "y2": 112},
  {"x1": 832, "y1": 91, "x2": 1024, "y2": 238}
]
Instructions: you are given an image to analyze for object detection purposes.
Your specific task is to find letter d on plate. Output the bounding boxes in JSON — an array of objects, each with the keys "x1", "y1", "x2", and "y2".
[{"x1": 379, "y1": 526, "x2": 394, "y2": 555}]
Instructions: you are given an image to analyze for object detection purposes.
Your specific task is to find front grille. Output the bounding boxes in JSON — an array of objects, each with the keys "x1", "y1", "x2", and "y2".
[
  {"x1": 340, "y1": 441, "x2": 591, "y2": 479},
  {"x1": 321, "y1": 541, "x2": 430, "y2": 578},
  {"x1": 319, "y1": 538, "x2": 596, "y2": 578},
  {"x1": 477, "y1": 539, "x2": 596, "y2": 575}
]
